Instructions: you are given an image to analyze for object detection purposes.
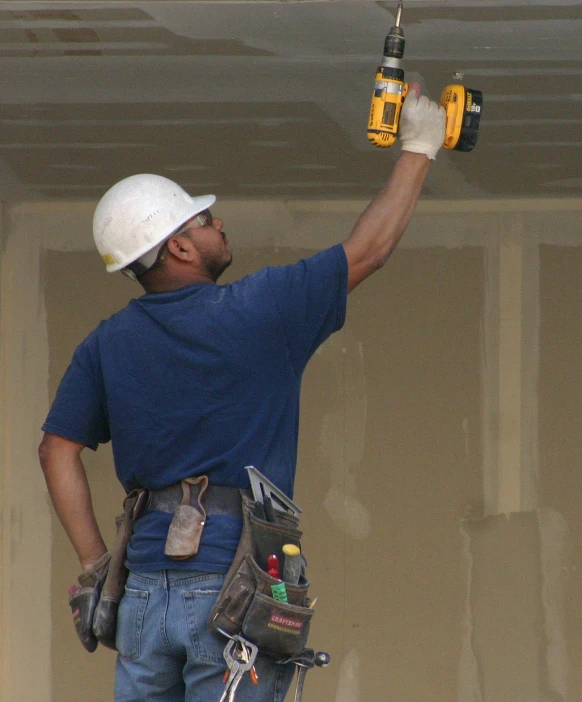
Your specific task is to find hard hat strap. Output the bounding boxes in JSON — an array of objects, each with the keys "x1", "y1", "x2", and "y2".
[{"x1": 122, "y1": 260, "x2": 149, "y2": 281}]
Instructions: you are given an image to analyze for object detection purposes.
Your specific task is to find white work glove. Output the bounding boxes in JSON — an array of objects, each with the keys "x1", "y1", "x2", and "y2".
[{"x1": 399, "y1": 83, "x2": 446, "y2": 161}]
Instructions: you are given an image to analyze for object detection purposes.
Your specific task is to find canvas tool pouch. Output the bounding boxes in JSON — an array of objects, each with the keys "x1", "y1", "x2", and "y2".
[
  {"x1": 208, "y1": 492, "x2": 314, "y2": 658},
  {"x1": 91, "y1": 488, "x2": 148, "y2": 650}
]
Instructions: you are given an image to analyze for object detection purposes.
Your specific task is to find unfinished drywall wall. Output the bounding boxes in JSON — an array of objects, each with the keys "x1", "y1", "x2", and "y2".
[
  {"x1": 2, "y1": 197, "x2": 581, "y2": 701},
  {"x1": 0, "y1": 203, "x2": 52, "y2": 702},
  {"x1": 539, "y1": 245, "x2": 582, "y2": 700},
  {"x1": 42, "y1": 240, "x2": 483, "y2": 702}
]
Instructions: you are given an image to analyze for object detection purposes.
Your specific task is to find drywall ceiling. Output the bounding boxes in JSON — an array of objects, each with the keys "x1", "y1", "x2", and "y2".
[{"x1": 0, "y1": 0, "x2": 580, "y2": 203}]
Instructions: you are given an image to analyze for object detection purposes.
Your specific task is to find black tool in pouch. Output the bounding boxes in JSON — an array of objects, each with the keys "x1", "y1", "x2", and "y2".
[{"x1": 208, "y1": 492, "x2": 315, "y2": 658}]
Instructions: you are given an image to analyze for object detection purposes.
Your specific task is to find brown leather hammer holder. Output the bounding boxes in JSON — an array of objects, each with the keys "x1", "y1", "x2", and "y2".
[{"x1": 164, "y1": 476, "x2": 208, "y2": 560}]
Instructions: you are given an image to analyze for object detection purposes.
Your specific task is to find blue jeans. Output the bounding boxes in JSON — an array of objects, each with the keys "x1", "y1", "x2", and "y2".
[{"x1": 115, "y1": 570, "x2": 295, "y2": 702}]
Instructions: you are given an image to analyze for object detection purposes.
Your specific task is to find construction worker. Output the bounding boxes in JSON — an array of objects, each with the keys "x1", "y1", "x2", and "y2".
[{"x1": 39, "y1": 84, "x2": 445, "y2": 702}]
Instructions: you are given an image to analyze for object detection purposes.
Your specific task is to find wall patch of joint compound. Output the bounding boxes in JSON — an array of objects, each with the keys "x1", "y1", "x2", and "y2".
[
  {"x1": 335, "y1": 648, "x2": 360, "y2": 702},
  {"x1": 459, "y1": 509, "x2": 571, "y2": 702},
  {"x1": 318, "y1": 331, "x2": 371, "y2": 540},
  {"x1": 539, "y1": 507, "x2": 571, "y2": 701}
]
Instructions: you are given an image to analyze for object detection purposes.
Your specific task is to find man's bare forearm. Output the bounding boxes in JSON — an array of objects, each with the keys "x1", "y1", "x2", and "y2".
[
  {"x1": 39, "y1": 433, "x2": 107, "y2": 570},
  {"x1": 343, "y1": 151, "x2": 430, "y2": 292}
]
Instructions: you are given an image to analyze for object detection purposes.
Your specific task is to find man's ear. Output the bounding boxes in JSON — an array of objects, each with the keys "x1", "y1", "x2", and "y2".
[{"x1": 165, "y1": 235, "x2": 196, "y2": 262}]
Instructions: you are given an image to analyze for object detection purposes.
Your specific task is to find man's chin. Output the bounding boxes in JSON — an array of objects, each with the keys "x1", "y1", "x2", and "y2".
[{"x1": 213, "y1": 255, "x2": 233, "y2": 282}]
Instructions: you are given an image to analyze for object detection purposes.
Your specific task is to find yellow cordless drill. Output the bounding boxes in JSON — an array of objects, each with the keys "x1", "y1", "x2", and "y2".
[{"x1": 367, "y1": 2, "x2": 483, "y2": 151}]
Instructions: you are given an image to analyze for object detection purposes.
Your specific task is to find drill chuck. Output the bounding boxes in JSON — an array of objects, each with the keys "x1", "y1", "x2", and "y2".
[
  {"x1": 382, "y1": 2, "x2": 405, "y2": 62},
  {"x1": 383, "y1": 27, "x2": 405, "y2": 60},
  {"x1": 383, "y1": 35, "x2": 405, "y2": 60}
]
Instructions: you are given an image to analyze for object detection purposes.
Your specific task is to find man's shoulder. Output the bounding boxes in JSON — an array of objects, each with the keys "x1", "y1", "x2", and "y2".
[
  {"x1": 77, "y1": 299, "x2": 139, "y2": 349},
  {"x1": 232, "y1": 245, "x2": 346, "y2": 288}
]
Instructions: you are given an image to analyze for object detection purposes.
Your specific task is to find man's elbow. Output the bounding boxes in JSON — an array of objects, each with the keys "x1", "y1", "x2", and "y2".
[
  {"x1": 346, "y1": 248, "x2": 392, "y2": 293},
  {"x1": 38, "y1": 432, "x2": 83, "y2": 473},
  {"x1": 39, "y1": 432, "x2": 56, "y2": 474}
]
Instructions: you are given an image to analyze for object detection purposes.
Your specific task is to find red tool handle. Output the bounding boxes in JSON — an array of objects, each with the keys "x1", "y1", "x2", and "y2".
[{"x1": 267, "y1": 554, "x2": 280, "y2": 579}]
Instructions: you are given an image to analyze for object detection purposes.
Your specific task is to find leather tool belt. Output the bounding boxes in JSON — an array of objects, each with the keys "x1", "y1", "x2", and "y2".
[
  {"x1": 68, "y1": 478, "x2": 250, "y2": 651},
  {"x1": 150, "y1": 479, "x2": 253, "y2": 561},
  {"x1": 148, "y1": 482, "x2": 251, "y2": 518},
  {"x1": 208, "y1": 491, "x2": 315, "y2": 659}
]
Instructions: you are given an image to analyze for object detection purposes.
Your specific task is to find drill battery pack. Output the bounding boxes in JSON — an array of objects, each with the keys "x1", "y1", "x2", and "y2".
[{"x1": 440, "y1": 84, "x2": 483, "y2": 152}]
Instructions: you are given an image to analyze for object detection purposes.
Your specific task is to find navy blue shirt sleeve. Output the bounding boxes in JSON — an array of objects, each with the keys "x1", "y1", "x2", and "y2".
[
  {"x1": 42, "y1": 340, "x2": 110, "y2": 449},
  {"x1": 265, "y1": 244, "x2": 348, "y2": 375}
]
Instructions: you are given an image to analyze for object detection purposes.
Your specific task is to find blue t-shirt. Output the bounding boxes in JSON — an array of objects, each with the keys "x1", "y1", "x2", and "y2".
[{"x1": 43, "y1": 244, "x2": 348, "y2": 573}]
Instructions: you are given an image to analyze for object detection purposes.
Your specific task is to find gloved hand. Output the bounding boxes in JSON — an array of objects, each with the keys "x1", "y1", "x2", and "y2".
[
  {"x1": 68, "y1": 551, "x2": 111, "y2": 652},
  {"x1": 399, "y1": 82, "x2": 446, "y2": 160}
]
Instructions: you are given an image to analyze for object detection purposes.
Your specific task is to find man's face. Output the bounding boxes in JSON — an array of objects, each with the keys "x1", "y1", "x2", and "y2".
[{"x1": 178, "y1": 210, "x2": 232, "y2": 281}]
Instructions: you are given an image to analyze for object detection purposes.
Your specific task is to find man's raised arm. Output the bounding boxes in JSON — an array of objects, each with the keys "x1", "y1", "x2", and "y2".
[{"x1": 343, "y1": 83, "x2": 446, "y2": 293}]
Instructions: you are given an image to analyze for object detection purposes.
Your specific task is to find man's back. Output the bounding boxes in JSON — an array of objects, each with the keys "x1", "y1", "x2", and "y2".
[{"x1": 43, "y1": 245, "x2": 348, "y2": 574}]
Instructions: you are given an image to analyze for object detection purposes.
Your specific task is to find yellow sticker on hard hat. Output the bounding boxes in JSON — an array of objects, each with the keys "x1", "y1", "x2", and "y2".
[{"x1": 102, "y1": 253, "x2": 116, "y2": 265}]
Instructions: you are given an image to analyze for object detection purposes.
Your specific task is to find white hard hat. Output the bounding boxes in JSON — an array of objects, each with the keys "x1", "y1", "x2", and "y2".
[{"x1": 93, "y1": 173, "x2": 216, "y2": 275}]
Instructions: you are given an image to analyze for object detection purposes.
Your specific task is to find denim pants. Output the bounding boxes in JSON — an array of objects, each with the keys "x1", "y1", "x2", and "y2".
[{"x1": 115, "y1": 570, "x2": 295, "y2": 702}]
